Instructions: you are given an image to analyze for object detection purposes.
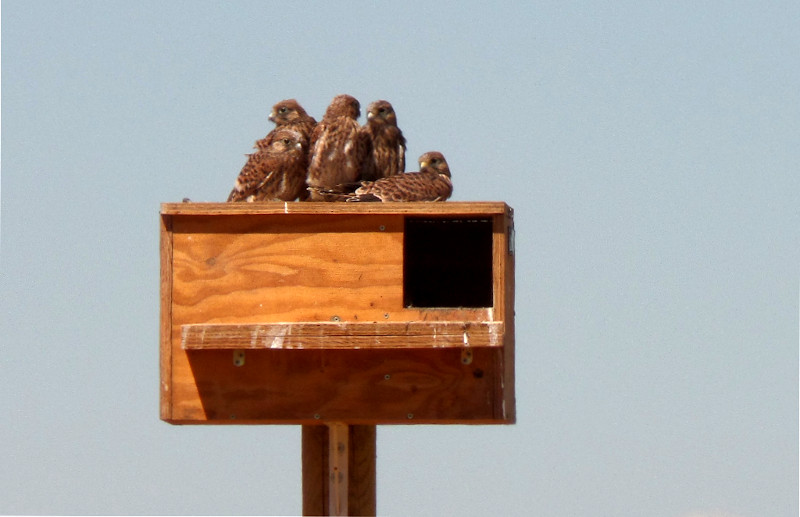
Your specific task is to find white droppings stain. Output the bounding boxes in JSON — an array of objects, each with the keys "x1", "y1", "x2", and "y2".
[
  {"x1": 488, "y1": 323, "x2": 502, "y2": 346},
  {"x1": 463, "y1": 331, "x2": 469, "y2": 346},
  {"x1": 284, "y1": 202, "x2": 289, "y2": 214},
  {"x1": 267, "y1": 326, "x2": 289, "y2": 349}
]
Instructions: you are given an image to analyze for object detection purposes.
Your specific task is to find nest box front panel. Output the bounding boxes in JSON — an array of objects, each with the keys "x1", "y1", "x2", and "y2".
[
  {"x1": 171, "y1": 214, "x2": 405, "y2": 324},
  {"x1": 160, "y1": 203, "x2": 515, "y2": 425}
]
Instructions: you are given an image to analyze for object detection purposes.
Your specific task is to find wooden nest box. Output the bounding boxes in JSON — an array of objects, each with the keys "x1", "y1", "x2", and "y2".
[{"x1": 160, "y1": 202, "x2": 515, "y2": 424}]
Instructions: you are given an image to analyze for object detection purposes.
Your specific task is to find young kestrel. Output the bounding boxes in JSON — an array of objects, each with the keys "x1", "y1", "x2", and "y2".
[
  {"x1": 360, "y1": 100, "x2": 406, "y2": 181},
  {"x1": 310, "y1": 151, "x2": 453, "y2": 202},
  {"x1": 305, "y1": 94, "x2": 371, "y2": 201},
  {"x1": 227, "y1": 128, "x2": 309, "y2": 202}
]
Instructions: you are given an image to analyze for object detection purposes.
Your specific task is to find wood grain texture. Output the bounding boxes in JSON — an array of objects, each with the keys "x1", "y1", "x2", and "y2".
[
  {"x1": 162, "y1": 201, "x2": 509, "y2": 216},
  {"x1": 181, "y1": 321, "x2": 504, "y2": 350},
  {"x1": 168, "y1": 347, "x2": 502, "y2": 424},
  {"x1": 302, "y1": 425, "x2": 376, "y2": 516},
  {"x1": 302, "y1": 425, "x2": 327, "y2": 516},
  {"x1": 159, "y1": 214, "x2": 173, "y2": 421},
  {"x1": 171, "y1": 214, "x2": 405, "y2": 325},
  {"x1": 328, "y1": 423, "x2": 349, "y2": 516},
  {"x1": 160, "y1": 205, "x2": 515, "y2": 424},
  {"x1": 347, "y1": 425, "x2": 376, "y2": 515},
  {"x1": 501, "y1": 208, "x2": 517, "y2": 422}
]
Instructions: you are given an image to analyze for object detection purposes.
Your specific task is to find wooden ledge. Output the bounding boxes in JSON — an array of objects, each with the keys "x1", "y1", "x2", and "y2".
[
  {"x1": 181, "y1": 321, "x2": 504, "y2": 350},
  {"x1": 161, "y1": 201, "x2": 511, "y2": 216}
]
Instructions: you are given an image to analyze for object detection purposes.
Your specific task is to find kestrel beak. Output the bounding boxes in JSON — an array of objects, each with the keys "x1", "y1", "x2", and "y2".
[
  {"x1": 367, "y1": 111, "x2": 375, "y2": 120},
  {"x1": 419, "y1": 160, "x2": 429, "y2": 169},
  {"x1": 268, "y1": 111, "x2": 276, "y2": 122}
]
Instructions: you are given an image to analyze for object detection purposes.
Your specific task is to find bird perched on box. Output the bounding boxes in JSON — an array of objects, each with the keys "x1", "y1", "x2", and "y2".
[
  {"x1": 360, "y1": 100, "x2": 406, "y2": 181},
  {"x1": 227, "y1": 128, "x2": 309, "y2": 202},
  {"x1": 305, "y1": 94, "x2": 371, "y2": 201},
  {"x1": 254, "y1": 99, "x2": 317, "y2": 151},
  {"x1": 309, "y1": 151, "x2": 453, "y2": 202}
]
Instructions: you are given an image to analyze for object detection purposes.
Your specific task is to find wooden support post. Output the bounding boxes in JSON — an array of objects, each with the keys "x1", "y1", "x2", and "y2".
[
  {"x1": 159, "y1": 203, "x2": 516, "y2": 513},
  {"x1": 328, "y1": 423, "x2": 349, "y2": 515},
  {"x1": 302, "y1": 424, "x2": 376, "y2": 516}
]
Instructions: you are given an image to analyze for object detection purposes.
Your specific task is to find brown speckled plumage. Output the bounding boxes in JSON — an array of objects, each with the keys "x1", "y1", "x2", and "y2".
[
  {"x1": 309, "y1": 151, "x2": 452, "y2": 202},
  {"x1": 228, "y1": 128, "x2": 309, "y2": 202},
  {"x1": 254, "y1": 99, "x2": 317, "y2": 151},
  {"x1": 305, "y1": 94, "x2": 371, "y2": 201},
  {"x1": 360, "y1": 100, "x2": 406, "y2": 181}
]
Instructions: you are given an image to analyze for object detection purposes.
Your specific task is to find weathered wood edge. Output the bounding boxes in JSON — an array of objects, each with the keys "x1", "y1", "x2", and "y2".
[
  {"x1": 160, "y1": 201, "x2": 510, "y2": 216},
  {"x1": 167, "y1": 417, "x2": 511, "y2": 425},
  {"x1": 501, "y1": 208, "x2": 517, "y2": 423},
  {"x1": 159, "y1": 214, "x2": 173, "y2": 421},
  {"x1": 181, "y1": 321, "x2": 505, "y2": 350}
]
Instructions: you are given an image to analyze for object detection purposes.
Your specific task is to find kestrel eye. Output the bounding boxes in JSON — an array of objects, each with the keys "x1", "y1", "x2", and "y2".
[
  {"x1": 282, "y1": 138, "x2": 291, "y2": 145},
  {"x1": 279, "y1": 107, "x2": 288, "y2": 113}
]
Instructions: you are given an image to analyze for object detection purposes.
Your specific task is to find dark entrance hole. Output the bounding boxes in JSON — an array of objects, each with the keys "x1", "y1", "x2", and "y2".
[{"x1": 403, "y1": 218, "x2": 493, "y2": 308}]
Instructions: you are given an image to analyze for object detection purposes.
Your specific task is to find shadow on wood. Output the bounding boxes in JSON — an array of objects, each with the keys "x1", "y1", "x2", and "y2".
[
  {"x1": 303, "y1": 424, "x2": 376, "y2": 516},
  {"x1": 160, "y1": 202, "x2": 515, "y2": 425},
  {"x1": 159, "y1": 202, "x2": 516, "y2": 515}
]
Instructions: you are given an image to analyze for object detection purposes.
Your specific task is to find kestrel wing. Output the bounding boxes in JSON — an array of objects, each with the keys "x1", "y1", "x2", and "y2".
[
  {"x1": 228, "y1": 153, "x2": 272, "y2": 201},
  {"x1": 355, "y1": 172, "x2": 452, "y2": 202}
]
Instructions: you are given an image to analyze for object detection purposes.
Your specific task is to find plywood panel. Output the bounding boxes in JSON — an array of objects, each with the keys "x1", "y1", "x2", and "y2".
[
  {"x1": 162, "y1": 201, "x2": 509, "y2": 216},
  {"x1": 160, "y1": 214, "x2": 173, "y2": 421},
  {"x1": 181, "y1": 321, "x2": 504, "y2": 349},
  {"x1": 166, "y1": 347, "x2": 502, "y2": 424},
  {"x1": 160, "y1": 203, "x2": 515, "y2": 424},
  {"x1": 171, "y1": 214, "x2": 404, "y2": 325}
]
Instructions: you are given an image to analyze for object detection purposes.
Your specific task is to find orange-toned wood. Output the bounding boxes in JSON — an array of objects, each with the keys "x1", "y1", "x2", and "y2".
[
  {"x1": 171, "y1": 347, "x2": 501, "y2": 424},
  {"x1": 302, "y1": 425, "x2": 376, "y2": 516},
  {"x1": 181, "y1": 321, "x2": 504, "y2": 350},
  {"x1": 159, "y1": 214, "x2": 173, "y2": 421},
  {"x1": 170, "y1": 213, "x2": 404, "y2": 325},
  {"x1": 160, "y1": 203, "x2": 515, "y2": 424},
  {"x1": 162, "y1": 201, "x2": 509, "y2": 216}
]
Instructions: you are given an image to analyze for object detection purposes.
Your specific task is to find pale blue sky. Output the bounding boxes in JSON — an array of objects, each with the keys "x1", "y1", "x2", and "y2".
[{"x1": 2, "y1": 1, "x2": 798, "y2": 515}]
